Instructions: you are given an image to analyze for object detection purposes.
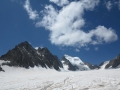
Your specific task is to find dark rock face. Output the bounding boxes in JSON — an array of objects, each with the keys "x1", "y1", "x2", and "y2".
[
  {"x1": 0, "y1": 66, "x2": 4, "y2": 72},
  {"x1": 37, "y1": 47, "x2": 63, "y2": 70},
  {"x1": 0, "y1": 41, "x2": 62, "y2": 71},
  {"x1": 62, "y1": 56, "x2": 78, "y2": 71},
  {"x1": 99, "y1": 62, "x2": 104, "y2": 67},
  {"x1": 105, "y1": 54, "x2": 120, "y2": 69},
  {"x1": 84, "y1": 62, "x2": 99, "y2": 69}
]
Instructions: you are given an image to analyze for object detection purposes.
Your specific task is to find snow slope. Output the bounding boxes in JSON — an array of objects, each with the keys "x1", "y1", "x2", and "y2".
[
  {"x1": 62, "y1": 54, "x2": 90, "y2": 71},
  {"x1": 1, "y1": 65, "x2": 120, "y2": 90},
  {"x1": 100, "y1": 61, "x2": 110, "y2": 69}
]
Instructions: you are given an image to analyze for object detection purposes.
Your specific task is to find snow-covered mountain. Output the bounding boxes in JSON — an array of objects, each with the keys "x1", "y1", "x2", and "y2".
[
  {"x1": 0, "y1": 41, "x2": 120, "y2": 72},
  {"x1": 61, "y1": 54, "x2": 90, "y2": 71},
  {"x1": 99, "y1": 54, "x2": 120, "y2": 69},
  {"x1": 0, "y1": 41, "x2": 63, "y2": 71},
  {"x1": 99, "y1": 61, "x2": 110, "y2": 69}
]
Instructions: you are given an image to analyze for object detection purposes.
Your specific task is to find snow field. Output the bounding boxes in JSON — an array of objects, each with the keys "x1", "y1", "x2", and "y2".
[{"x1": 0, "y1": 66, "x2": 120, "y2": 90}]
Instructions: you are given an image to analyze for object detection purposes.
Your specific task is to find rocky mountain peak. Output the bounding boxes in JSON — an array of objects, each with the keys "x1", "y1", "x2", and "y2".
[
  {"x1": 105, "y1": 54, "x2": 120, "y2": 68},
  {"x1": 116, "y1": 54, "x2": 120, "y2": 59},
  {"x1": 18, "y1": 41, "x2": 30, "y2": 46},
  {"x1": 37, "y1": 47, "x2": 51, "y2": 55},
  {"x1": 0, "y1": 41, "x2": 62, "y2": 70},
  {"x1": 16, "y1": 41, "x2": 34, "y2": 52}
]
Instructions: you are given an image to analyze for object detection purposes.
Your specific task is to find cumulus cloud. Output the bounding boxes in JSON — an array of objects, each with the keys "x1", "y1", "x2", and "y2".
[
  {"x1": 24, "y1": 0, "x2": 39, "y2": 20},
  {"x1": 36, "y1": 0, "x2": 117, "y2": 47},
  {"x1": 50, "y1": 0, "x2": 69, "y2": 6},
  {"x1": 89, "y1": 26, "x2": 118, "y2": 44},
  {"x1": 36, "y1": 5, "x2": 58, "y2": 29},
  {"x1": 105, "y1": 1, "x2": 112, "y2": 11},
  {"x1": 24, "y1": 0, "x2": 118, "y2": 48}
]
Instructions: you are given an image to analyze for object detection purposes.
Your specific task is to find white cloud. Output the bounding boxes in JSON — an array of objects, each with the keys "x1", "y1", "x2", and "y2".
[
  {"x1": 90, "y1": 26, "x2": 118, "y2": 44},
  {"x1": 50, "y1": 0, "x2": 69, "y2": 6},
  {"x1": 105, "y1": 1, "x2": 112, "y2": 11},
  {"x1": 36, "y1": 5, "x2": 58, "y2": 29},
  {"x1": 24, "y1": 0, "x2": 39, "y2": 20},
  {"x1": 37, "y1": 0, "x2": 118, "y2": 47},
  {"x1": 24, "y1": 0, "x2": 118, "y2": 48},
  {"x1": 95, "y1": 47, "x2": 98, "y2": 51},
  {"x1": 75, "y1": 48, "x2": 80, "y2": 52}
]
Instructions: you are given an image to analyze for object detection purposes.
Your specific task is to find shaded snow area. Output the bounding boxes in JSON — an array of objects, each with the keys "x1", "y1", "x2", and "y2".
[
  {"x1": 61, "y1": 61, "x2": 69, "y2": 71},
  {"x1": 117, "y1": 64, "x2": 120, "y2": 68},
  {"x1": 0, "y1": 66, "x2": 120, "y2": 90},
  {"x1": 100, "y1": 61, "x2": 110, "y2": 70}
]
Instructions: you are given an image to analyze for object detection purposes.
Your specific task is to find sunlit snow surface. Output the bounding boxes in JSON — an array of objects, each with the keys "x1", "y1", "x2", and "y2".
[
  {"x1": 0, "y1": 65, "x2": 120, "y2": 90},
  {"x1": 0, "y1": 60, "x2": 11, "y2": 65},
  {"x1": 62, "y1": 54, "x2": 90, "y2": 71}
]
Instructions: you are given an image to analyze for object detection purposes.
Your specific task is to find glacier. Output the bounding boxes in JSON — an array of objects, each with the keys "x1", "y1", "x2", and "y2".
[{"x1": 0, "y1": 65, "x2": 120, "y2": 90}]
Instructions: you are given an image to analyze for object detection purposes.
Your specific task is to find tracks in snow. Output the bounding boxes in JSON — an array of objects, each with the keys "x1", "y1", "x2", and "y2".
[
  {"x1": 40, "y1": 77, "x2": 72, "y2": 90},
  {"x1": 36, "y1": 76, "x2": 120, "y2": 90}
]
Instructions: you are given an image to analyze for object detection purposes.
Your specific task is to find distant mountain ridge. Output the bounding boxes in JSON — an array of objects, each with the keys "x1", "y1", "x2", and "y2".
[
  {"x1": 0, "y1": 41, "x2": 120, "y2": 72},
  {"x1": 84, "y1": 62, "x2": 99, "y2": 69}
]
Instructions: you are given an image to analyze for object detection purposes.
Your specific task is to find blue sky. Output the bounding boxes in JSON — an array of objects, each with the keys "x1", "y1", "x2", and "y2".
[{"x1": 0, "y1": 0, "x2": 120, "y2": 65}]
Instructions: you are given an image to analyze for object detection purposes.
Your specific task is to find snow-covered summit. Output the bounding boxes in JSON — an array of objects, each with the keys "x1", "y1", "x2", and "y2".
[
  {"x1": 64, "y1": 54, "x2": 84, "y2": 66},
  {"x1": 62, "y1": 54, "x2": 90, "y2": 71}
]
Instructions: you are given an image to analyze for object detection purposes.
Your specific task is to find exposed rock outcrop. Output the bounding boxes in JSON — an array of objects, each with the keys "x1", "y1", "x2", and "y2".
[
  {"x1": 105, "y1": 54, "x2": 120, "y2": 69},
  {"x1": 84, "y1": 62, "x2": 99, "y2": 69},
  {"x1": 0, "y1": 41, "x2": 62, "y2": 71},
  {"x1": 0, "y1": 66, "x2": 4, "y2": 72}
]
